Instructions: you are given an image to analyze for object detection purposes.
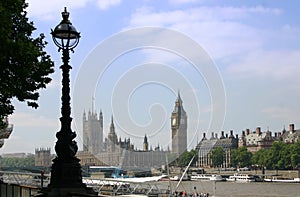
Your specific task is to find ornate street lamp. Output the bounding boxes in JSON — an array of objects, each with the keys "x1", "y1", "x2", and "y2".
[{"x1": 40, "y1": 7, "x2": 95, "y2": 196}]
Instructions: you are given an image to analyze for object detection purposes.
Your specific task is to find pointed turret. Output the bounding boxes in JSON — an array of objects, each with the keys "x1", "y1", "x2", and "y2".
[
  {"x1": 83, "y1": 110, "x2": 86, "y2": 121},
  {"x1": 110, "y1": 115, "x2": 115, "y2": 132},
  {"x1": 108, "y1": 115, "x2": 117, "y2": 144},
  {"x1": 282, "y1": 125, "x2": 286, "y2": 134},
  {"x1": 143, "y1": 134, "x2": 148, "y2": 151},
  {"x1": 88, "y1": 109, "x2": 91, "y2": 118},
  {"x1": 173, "y1": 90, "x2": 186, "y2": 114},
  {"x1": 202, "y1": 132, "x2": 207, "y2": 141},
  {"x1": 99, "y1": 109, "x2": 103, "y2": 118},
  {"x1": 176, "y1": 89, "x2": 183, "y2": 104},
  {"x1": 99, "y1": 109, "x2": 103, "y2": 127},
  {"x1": 92, "y1": 96, "x2": 95, "y2": 115}
]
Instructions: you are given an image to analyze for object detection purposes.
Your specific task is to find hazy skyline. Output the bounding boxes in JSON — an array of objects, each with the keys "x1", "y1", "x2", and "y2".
[{"x1": 1, "y1": 0, "x2": 300, "y2": 154}]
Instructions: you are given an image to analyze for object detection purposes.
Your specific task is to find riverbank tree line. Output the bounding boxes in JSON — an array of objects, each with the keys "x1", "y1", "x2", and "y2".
[
  {"x1": 0, "y1": 155, "x2": 34, "y2": 167},
  {"x1": 176, "y1": 141, "x2": 300, "y2": 170},
  {"x1": 226, "y1": 141, "x2": 300, "y2": 170}
]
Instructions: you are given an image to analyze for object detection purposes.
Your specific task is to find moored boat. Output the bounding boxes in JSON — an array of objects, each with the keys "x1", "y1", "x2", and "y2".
[
  {"x1": 264, "y1": 177, "x2": 300, "y2": 183},
  {"x1": 191, "y1": 174, "x2": 224, "y2": 181},
  {"x1": 226, "y1": 173, "x2": 256, "y2": 182},
  {"x1": 170, "y1": 173, "x2": 191, "y2": 181}
]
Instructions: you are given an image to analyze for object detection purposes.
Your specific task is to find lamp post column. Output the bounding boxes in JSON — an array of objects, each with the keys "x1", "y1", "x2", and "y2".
[
  {"x1": 54, "y1": 48, "x2": 77, "y2": 160},
  {"x1": 48, "y1": 47, "x2": 83, "y2": 189},
  {"x1": 38, "y1": 7, "x2": 97, "y2": 196}
]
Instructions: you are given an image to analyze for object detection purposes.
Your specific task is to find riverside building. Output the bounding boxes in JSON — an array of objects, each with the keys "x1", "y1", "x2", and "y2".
[
  {"x1": 196, "y1": 131, "x2": 238, "y2": 168},
  {"x1": 77, "y1": 93, "x2": 187, "y2": 171}
]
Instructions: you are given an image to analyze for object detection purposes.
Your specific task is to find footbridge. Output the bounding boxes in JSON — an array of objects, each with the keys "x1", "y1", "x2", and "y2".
[{"x1": 0, "y1": 170, "x2": 49, "y2": 197}]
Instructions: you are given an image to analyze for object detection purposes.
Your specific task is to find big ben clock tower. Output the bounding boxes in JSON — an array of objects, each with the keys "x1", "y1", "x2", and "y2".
[{"x1": 171, "y1": 91, "x2": 187, "y2": 156}]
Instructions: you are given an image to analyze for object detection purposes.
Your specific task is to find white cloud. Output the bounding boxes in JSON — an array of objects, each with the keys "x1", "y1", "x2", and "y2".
[
  {"x1": 26, "y1": 0, "x2": 90, "y2": 20},
  {"x1": 96, "y1": 0, "x2": 121, "y2": 10},
  {"x1": 227, "y1": 50, "x2": 300, "y2": 79},
  {"x1": 10, "y1": 112, "x2": 58, "y2": 128},
  {"x1": 169, "y1": 0, "x2": 200, "y2": 5},
  {"x1": 128, "y1": 6, "x2": 280, "y2": 59},
  {"x1": 0, "y1": 112, "x2": 59, "y2": 153},
  {"x1": 128, "y1": 5, "x2": 300, "y2": 81},
  {"x1": 0, "y1": 134, "x2": 56, "y2": 154},
  {"x1": 26, "y1": 0, "x2": 122, "y2": 20},
  {"x1": 262, "y1": 107, "x2": 297, "y2": 121},
  {"x1": 130, "y1": 6, "x2": 281, "y2": 26}
]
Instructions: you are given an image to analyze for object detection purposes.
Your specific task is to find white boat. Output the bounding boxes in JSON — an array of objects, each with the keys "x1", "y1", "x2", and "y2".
[
  {"x1": 210, "y1": 174, "x2": 224, "y2": 181},
  {"x1": 226, "y1": 173, "x2": 256, "y2": 182},
  {"x1": 170, "y1": 173, "x2": 190, "y2": 181},
  {"x1": 191, "y1": 174, "x2": 223, "y2": 181},
  {"x1": 264, "y1": 177, "x2": 300, "y2": 183},
  {"x1": 112, "y1": 174, "x2": 168, "y2": 183}
]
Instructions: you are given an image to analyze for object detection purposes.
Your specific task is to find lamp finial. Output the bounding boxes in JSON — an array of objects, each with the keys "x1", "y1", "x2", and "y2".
[{"x1": 61, "y1": 7, "x2": 70, "y2": 24}]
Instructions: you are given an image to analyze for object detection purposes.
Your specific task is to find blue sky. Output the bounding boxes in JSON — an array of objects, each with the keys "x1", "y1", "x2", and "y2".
[{"x1": 1, "y1": 0, "x2": 300, "y2": 154}]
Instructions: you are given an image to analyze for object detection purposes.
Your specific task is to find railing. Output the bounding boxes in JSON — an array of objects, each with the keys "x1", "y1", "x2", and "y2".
[
  {"x1": 0, "y1": 171, "x2": 50, "y2": 188},
  {"x1": 0, "y1": 182, "x2": 41, "y2": 197},
  {"x1": 0, "y1": 171, "x2": 171, "y2": 196},
  {"x1": 83, "y1": 177, "x2": 170, "y2": 196}
]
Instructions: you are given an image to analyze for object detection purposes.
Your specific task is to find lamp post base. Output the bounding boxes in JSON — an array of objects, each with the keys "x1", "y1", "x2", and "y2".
[
  {"x1": 49, "y1": 157, "x2": 83, "y2": 188},
  {"x1": 37, "y1": 187, "x2": 97, "y2": 197},
  {"x1": 36, "y1": 157, "x2": 97, "y2": 197}
]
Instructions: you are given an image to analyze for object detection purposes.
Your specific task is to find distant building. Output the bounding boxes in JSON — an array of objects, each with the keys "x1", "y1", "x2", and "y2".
[
  {"x1": 35, "y1": 148, "x2": 52, "y2": 167},
  {"x1": 279, "y1": 123, "x2": 300, "y2": 143},
  {"x1": 79, "y1": 114, "x2": 168, "y2": 170},
  {"x1": 78, "y1": 115, "x2": 168, "y2": 171},
  {"x1": 78, "y1": 92, "x2": 188, "y2": 171},
  {"x1": 171, "y1": 91, "x2": 187, "y2": 156},
  {"x1": 77, "y1": 151, "x2": 106, "y2": 166},
  {"x1": 82, "y1": 110, "x2": 103, "y2": 155},
  {"x1": 196, "y1": 131, "x2": 238, "y2": 168},
  {"x1": 237, "y1": 124, "x2": 300, "y2": 153},
  {"x1": 238, "y1": 127, "x2": 274, "y2": 153}
]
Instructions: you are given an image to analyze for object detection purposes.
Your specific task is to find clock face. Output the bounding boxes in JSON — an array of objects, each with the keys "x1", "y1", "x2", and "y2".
[
  {"x1": 172, "y1": 118, "x2": 176, "y2": 126},
  {"x1": 181, "y1": 118, "x2": 185, "y2": 124}
]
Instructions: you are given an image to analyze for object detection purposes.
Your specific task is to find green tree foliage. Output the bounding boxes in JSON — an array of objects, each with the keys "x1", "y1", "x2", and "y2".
[
  {"x1": 230, "y1": 146, "x2": 252, "y2": 168},
  {"x1": 265, "y1": 141, "x2": 288, "y2": 169},
  {"x1": 291, "y1": 142, "x2": 300, "y2": 168},
  {"x1": 0, "y1": 156, "x2": 34, "y2": 167},
  {"x1": 0, "y1": 0, "x2": 54, "y2": 127},
  {"x1": 251, "y1": 148, "x2": 267, "y2": 167},
  {"x1": 190, "y1": 149, "x2": 197, "y2": 166},
  {"x1": 176, "y1": 150, "x2": 197, "y2": 167},
  {"x1": 211, "y1": 147, "x2": 224, "y2": 167},
  {"x1": 251, "y1": 141, "x2": 300, "y2": 170}
]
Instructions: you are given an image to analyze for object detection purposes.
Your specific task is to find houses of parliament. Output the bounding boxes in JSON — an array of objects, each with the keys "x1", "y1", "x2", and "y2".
[{"x1": 77, "y1": 92, "x2": 187, "y2": 170}]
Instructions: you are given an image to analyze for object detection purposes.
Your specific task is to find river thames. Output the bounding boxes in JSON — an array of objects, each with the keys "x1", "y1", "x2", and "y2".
[{"x1": 157, "y1": 180, "x2": 300, "y2": 197}]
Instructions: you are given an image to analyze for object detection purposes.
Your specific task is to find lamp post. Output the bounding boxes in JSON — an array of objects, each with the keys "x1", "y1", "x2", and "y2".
[{"x1": 41, "y1": 7, "x2": 96, "y2": 196}]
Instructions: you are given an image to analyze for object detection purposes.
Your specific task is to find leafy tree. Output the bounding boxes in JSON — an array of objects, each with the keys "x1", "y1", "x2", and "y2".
[
  {"x1": 231, "y1": 147, "x2": 252, "y2": 168},
  {"x1": 189, "y1": 149, "x2": 198, "y2": 166},
  {"x1": 251, "y1": 141, "x2": 300, "y2": 170},
  {"x1": 266, "y1": 141, "x2": 286, "y2": 169},
  {"x1": 0, "y1": 0, "x2": 54, "y2": 127},
  {"x1": 278, "y1": 143, "x2": 292, "y2": 169},
  {"x1": 0, "y1": 156, "x2": 34, "y2": 167},
  {"x1": 252, "y1": 148, "x2": 267, "y2": 167},
  {"x1": 291, "y1": 142, "x2": 300, "y2": 169},
  {"x1": 174, "y1": 150, "x2": 197, "y2": 167},
  {"x1": 211, "y1": 147, "x2": 224, "y2": 167}
]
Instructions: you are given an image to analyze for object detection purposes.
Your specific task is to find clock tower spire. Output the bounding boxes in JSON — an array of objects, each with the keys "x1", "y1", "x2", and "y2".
[{"x1": 171, "y1": 90, "x2": 187, "y2": 156}]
